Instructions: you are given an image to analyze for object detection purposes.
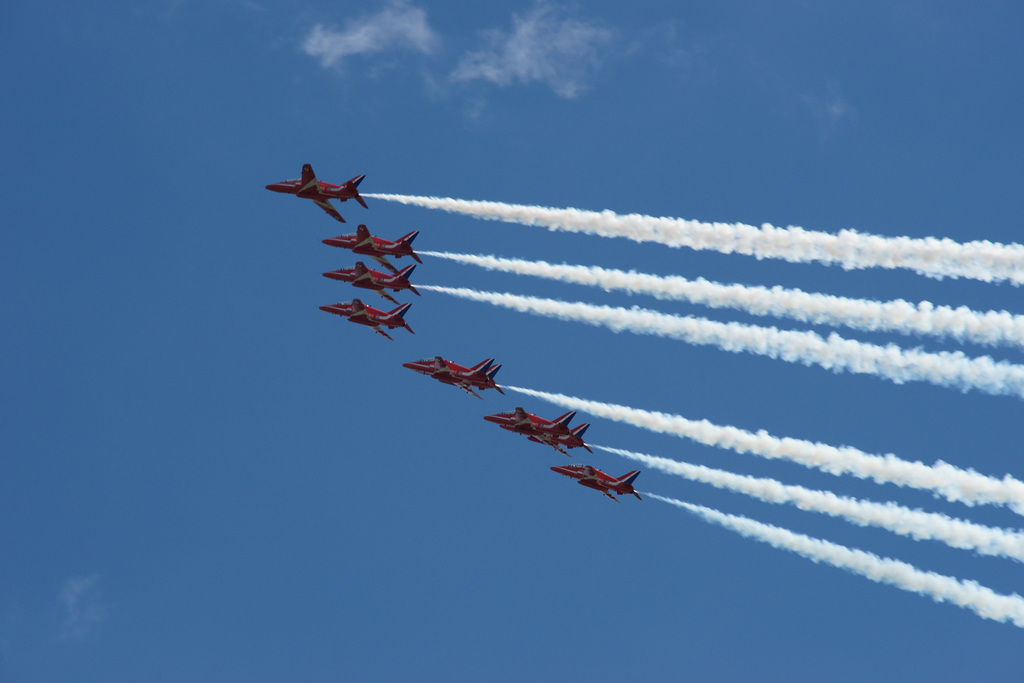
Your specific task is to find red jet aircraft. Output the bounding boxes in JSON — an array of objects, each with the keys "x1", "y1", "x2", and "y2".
[
  {"x1": 402, "y1": 357, "x2": 504, "y2": 399},
  {"x1": 265, "y1": 164, "x2": 367, "y2": 223},
  {"x1": 323, "y1": 262, "x2": 420, "y2": 305},
  {"x1": 483, "y1": 408, "x2": 592, "y2": 456},
  {"x1": 550, "y1": 464, "x2": 642, "y2": 502},
  {"x1": 322, "y1": 225, "x2": 421, "y2": 273},
  {"x1": 319, "y1": 299, "x2": 414, "y2": 340}
]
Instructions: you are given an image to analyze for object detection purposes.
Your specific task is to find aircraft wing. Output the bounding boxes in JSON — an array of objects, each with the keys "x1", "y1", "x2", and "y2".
[
  {"x1": 371, "y1": 325, "x2": 394, "y2": 341},
  {"x1": 373, "y1": 289, "x2": 399, "y2": 305},
  {"x1": 457, "y1": 383, "x2": 484, "y2": 400},
  {"x1": 314, "y1": 199, "x2": 345, "y2": 223},
  {"x1": 528, "y1": 435, "x2": 569, "y2": 456},
  {"x1": 370, "y1": 254, "x2": 398, "y2": 273}
]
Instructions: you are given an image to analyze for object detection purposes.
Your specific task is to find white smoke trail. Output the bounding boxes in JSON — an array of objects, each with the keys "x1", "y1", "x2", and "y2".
[
  {"x1": 648, "y1": 493, "x2": 1024, "y2": 628},
  {"x1": 419, "y1": 285, "x2": 1024, "y2": 399},
  {"x1": 420, "y1": 251, "x2": 1024, "y2": 350},
  {"x1": 366, "y1": 193, "x2": 1024, "y2": 284},
  {"x1": 596, "y1": 445, "x2": 1024, "y2": 562},
  {"x1": 503, "y1": 385, "x2": 1024, "y2": 514}
]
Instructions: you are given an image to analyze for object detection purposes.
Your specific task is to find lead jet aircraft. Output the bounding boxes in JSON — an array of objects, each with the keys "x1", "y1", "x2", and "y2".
[
  {"x1": 402, "y1": 357, "x2": 504, "y2": 399},
  {"x1": 323, "y1": 262, "x2": 420, "y2": 305},
  {"x1": 550, "y1": 465, "x2": 642, "y2": 502},
  {"x1": 265, "y1": 163, "x2": 367, "y2": 223},
  {"x1": 483, "y1": 407, "x2": 592, "y2": 456},
  {"x1": 322, "y1": 225, "x2": 421, "y2": 273},
  {"x1": 319, "y1": 299, "x2": 414, "y2": 340}
]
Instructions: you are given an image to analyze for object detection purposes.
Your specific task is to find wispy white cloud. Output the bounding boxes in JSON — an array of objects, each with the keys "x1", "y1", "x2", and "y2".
[
  {"x1": 802, "y1": 80, "x2": 855, "y2": 134},
  {"x1": 58, "y1": 575, "x2": 106, "y2": 640},
  {"x1": 451, "y1": 3, "x2": 615, "y2": 98},
  {"x1": 303, "y1": 1, "x2": 440, "y2": 69}
]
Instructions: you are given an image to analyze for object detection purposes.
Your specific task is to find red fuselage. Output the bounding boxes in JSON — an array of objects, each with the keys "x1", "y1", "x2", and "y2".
[
  {"x1": 484, "y1": 408, "x2": 591, "y2": 455},
  {"x1": 323, "y1": 262, "x2": 419, "y2": 300},
  {"x1": 402, "y1": 357, "x2": 503, "y2": 398},
  {"x1": 322, "y1": 226, "x2": 421, "y2": 272},
  {"x1": 550, "y1": 465, "x2": 642, "y2": 501},
  {"x1": 319, "y1": 298, "x2": 413, "y2": 340},
  {"x1": 265, "y1": 164, "x2": 366, "y2": 222}
]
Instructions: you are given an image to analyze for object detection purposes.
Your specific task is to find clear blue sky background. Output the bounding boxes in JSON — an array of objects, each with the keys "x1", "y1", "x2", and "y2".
[{"x1": 3, "y1": 2, "x2": 1023, "y2": 681}]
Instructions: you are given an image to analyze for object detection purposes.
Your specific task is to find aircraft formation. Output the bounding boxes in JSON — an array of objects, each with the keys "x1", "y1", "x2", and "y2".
[{"x1": 266, "y1": 164, "x2": 642, "y2": 502}]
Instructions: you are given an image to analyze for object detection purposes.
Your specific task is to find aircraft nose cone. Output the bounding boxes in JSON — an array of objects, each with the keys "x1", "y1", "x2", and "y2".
[{"x1": 319, "y1": 305, "x2": 333, "y2": 313}]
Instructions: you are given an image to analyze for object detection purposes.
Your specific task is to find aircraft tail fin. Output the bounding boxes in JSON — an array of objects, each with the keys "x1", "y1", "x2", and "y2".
[
  {"x1": 353, "y1": 175, "x2": 370, "y2": 209},
  {"x1": 382, "y1": 303, "x2": 411, "y2": 323},
  {"x1": 618, "y1": 470, "x2": 641, "y2": 487},
  {"x1": 553, "y1": 411, "x2": 576, "y2": 428},
  {"x1": 398, "y1": 231, "x2": 422, "y2": 263},
  {"x1": 469, "y1": 358, "x2": 495, "y2": 373},
  {"x1": 383, "y1": 303, "x2": 413, "y2": 334},
  {"x1": 485, "y1": 364, "x2": 501, "y2": 380}
]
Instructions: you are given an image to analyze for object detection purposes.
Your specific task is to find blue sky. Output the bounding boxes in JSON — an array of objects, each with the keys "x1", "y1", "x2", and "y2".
[{"x1": 3, "y1": 1, "x2": 1024, "y2": 680}]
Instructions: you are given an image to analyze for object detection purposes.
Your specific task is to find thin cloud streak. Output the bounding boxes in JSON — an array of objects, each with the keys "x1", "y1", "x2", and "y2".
[
  {"x1": 421, "y1": 250, "x2": 1024, "y2": 349},
  {"x1": 419, "y1": 285, "x2": 1024, "y2": 399},
  {"x1": 303, "y1": 1, "x2": 440, "y2": 69},
  {"x1": 58, "y1": 575, "x2": 106, "y2": 640},
  {"x1": 597, "y1": 445, "x2": 1024, "y2": 562},
  {"x1": 502, "y1": 385, "x2": 1024, "y2": 513},
  {"x1": 367, "y1": 193, "x2": 1024, "y2": 284},
  {"x1": 650, "y1": 494, "x2": 1024, "y2": 628},
  {"x1": 451, "y1": 4, "x2": 614, "y2": 98}
]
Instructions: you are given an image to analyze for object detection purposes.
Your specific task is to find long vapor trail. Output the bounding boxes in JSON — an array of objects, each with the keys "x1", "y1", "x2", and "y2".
[
  {"x1": 648, "y1": 493, "x2": 1024, "y2": 628},
  {"x1": 503, "y1": 386, "x2": 1024, "y2": 514},
  {"x1": 420, "y1": 251, "x2": 1024, "y2": 350},
  {"x1": 420, "y1": 285, "x2": 1024, "y2": 399},
  {"x1": 597, "y1": 445, "x2": 1024, "y2": 562},
  {"x1": 366, "y1": 194, "x2": 1024, "y2": 284}
]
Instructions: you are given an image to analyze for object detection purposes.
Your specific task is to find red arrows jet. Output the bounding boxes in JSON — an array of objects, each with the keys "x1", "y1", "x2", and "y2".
[
  {"x1": 319, "y1": 298, "x2": 414, "y2": 340},
  {"x1": 322, "y1": 225, "x2": 421, "y2": 273},
  {"x1": 550, "y1": 465, "x2": 642, "y2": 502},
  {"x1": 323, "y1": 262, "x2": 420, "y2": 305},
  {"x1": 483, "y1": 407, "x2": 592, "y2": 456},
  {"x1": 402, "y1": 357, "x2": 504, "y2": 399},
  {"x1": 265, "y1": 164, "x2": 367, "y2": 223}
]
